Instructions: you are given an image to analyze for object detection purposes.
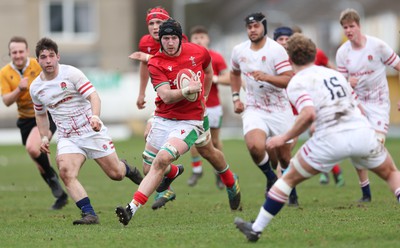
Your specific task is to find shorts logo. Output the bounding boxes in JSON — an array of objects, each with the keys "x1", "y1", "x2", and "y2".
[
  {"x1": 368, "y1": 55, "x2": 373, "y2": 61},
  {"x1": 181, "y1": 129, "x2": 186, "y2": 135},
  {"x1": 60, "y1": 82, "x2": 67, "y2": 90},
  {"x1": 102, "y1": 144, "x2": 108, "y2": 151}
]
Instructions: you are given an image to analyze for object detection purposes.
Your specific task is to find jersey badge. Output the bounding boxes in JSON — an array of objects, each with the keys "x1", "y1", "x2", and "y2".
[
  {"x1": 60, "y1": 82, "x2": 67, "y2": 91},
  {"x1": 261, "y1": 56, "x2": 267, "y2": 64},
  {"x1": 189, "y1": 56, "x2": 197, "y2": 66}
]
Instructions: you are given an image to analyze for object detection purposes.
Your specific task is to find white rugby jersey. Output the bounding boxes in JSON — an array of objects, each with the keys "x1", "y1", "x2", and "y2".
[
  {"x1": 336, "y1": 35, "x2": 400, "y2": 115},
  {"x1": 231, "y1": 38, "x2": 292, "y2": 112},
  {"x1": 30, "y1": 64, "x2": 97, "y2": 138},
  {"x1": 287, "y1": 65, "x2": 369, "y2": 137}
]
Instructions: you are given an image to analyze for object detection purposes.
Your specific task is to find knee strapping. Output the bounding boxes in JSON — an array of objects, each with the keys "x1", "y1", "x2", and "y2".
[
  {"x1": 274, "y1": 179, "x2": 292, "y2": 196},
  {"x1": 195, "y1": 130, "x2": 211, "y2": 147},
  {"x1": 291, "y1": 156, "x2": 313, "y2": 178},
  {"x1": 142, "y1": 150, "x2": 156, "y2": 165},
  {"x1": 160, "y1": 143, "x2": 180, "y2": 160}
]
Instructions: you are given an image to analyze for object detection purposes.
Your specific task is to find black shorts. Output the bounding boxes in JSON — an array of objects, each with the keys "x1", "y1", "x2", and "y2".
[{"x1": 16, "y1": 114, "x2": 57, "y2": 146}]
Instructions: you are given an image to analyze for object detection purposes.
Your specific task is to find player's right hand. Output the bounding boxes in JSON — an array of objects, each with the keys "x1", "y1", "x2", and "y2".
[
  {"x1": 233, "y1": 100, "x2": 244, "y2": 114},
  {"x1": 187, "y1": 79, "x2": 202, "y2": 93}
]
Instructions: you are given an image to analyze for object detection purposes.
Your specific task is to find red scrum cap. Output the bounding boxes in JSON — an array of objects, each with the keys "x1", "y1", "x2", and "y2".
[{"x1": 146, "y1": 7, "x2": 170, "y2": 24}]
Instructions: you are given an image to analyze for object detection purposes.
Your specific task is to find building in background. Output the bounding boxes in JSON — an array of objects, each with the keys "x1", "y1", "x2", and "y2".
[{"x1": 0, "y1": 0, "x2": 399, "y2": 138}]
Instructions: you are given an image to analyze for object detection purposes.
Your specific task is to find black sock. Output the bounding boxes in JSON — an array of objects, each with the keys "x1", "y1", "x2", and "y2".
[
  {"x1": 35, "y1": 153, "x2": 64, "y2": 198},
  {"x1": 258, "y1": 160, "x2": 277, "y2": 181},
  {"x1": 34, "y1": 153, "x2": 56, "y2": 178}
]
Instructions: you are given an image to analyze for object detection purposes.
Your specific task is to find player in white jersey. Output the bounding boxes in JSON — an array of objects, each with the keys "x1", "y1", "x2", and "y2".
[
  {"x1": 30, "y1": 37, "x2": 143, "y2": 225},
  {"x1": 336, "y1": 8, "x2": 400, "y2": 202},
  {"x1": 230, "y1": 12, "x2": 298, "y2": 206},
  {"x1": 235, "y1": 33, "x2": 400, "y2": 242}
]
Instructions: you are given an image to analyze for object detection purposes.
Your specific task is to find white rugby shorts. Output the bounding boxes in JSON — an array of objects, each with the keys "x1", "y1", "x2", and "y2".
[
  {"x1": 57, "y1": 126, "x2": 115, "y2": 159},
  {"x1": 206, "y1": 105, "x2": 223, "y2": 129},
  {"x1": 242, "y1": 107, "x2": 295, "y2": 137},
  {"x1": 362, "y1": 103, "x2": 389, "y2": 134},
  {"x1": 146, "y1": 116, "x2": 203, "y2": 150},
  {"x1": 299, "y1": 127, "x2": 387, "y2": 172}
]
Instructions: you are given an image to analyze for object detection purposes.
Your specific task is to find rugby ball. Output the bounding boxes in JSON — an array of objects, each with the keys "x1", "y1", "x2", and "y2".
[{"x1": 176, "y1": 68, "x2": 199, "y2": 102}]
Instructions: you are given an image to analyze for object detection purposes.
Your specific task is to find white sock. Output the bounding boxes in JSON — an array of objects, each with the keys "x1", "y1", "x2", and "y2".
[
  {"x1": 128, "y1": 201, "x2": 140, "y2": 215},
  {"x1": 193, "y1": 166, "x2": 203, "y2": 174},
  {"x1": 252, "y1": 207, "x2": 274, "y2": 232}
]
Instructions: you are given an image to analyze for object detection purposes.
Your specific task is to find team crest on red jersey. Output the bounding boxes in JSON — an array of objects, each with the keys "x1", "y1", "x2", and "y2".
[
  {"x1": 60, "y1": 82, "x2": 67, "y2": 90},
  {"x1": 189, "y1": 56, "x2": 197, "y2": 66},
  {"x1": 368, "y1": 55, "x2": 373, "y2": 61}
]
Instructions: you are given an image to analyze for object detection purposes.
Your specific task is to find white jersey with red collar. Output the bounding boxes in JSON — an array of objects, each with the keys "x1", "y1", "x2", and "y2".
[
  {"x1": 336, "y1": 35, "x2": 400, "y2": 132},
  {"x1": 230, "y1": 37, "x2": 292, "y2": 113},
  {"x1": 30, "y1": 64, "x2": 96, "y2": 138},
  {"x1": 288, "y1": 65, "x2": 368, "y2": 138}
]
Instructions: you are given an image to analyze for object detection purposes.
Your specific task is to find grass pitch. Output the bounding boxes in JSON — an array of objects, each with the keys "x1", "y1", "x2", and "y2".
[{"x1": 0, "y1": 136, "x2": 399, "y2": 247}]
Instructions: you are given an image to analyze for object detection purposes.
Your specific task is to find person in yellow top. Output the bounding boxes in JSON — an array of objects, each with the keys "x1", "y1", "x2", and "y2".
[{"x1": 0, "y1": 36, "x2": 68, "y2": 210}]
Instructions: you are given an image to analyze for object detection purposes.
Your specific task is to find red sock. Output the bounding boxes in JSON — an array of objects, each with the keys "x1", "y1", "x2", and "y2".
[
  {"x1": 166, "y1": 164, "x2": 178, "y2": 179},
  {"x1": 192, "y1": 160, "x2": 202, "y2": 168},
  {"x1": 219, "y1": 169, "x2": 235, "y2": 188},
  {"x1": 332, "y1": 164, "x2": 341, "y2": 175},
  {"x1": 133, "y1": 191, "x2": 148, "y2": 205}
]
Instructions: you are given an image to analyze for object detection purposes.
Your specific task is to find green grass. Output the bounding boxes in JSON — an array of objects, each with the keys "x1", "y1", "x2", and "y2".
[{"x1": 1, "y1": 137, "x2": 400, "y2": 247}]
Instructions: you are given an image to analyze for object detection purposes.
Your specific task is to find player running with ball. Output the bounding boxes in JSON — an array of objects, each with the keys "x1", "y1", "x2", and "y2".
[{"x1": 116, "y1": 19, "x2": 241, "y2": 226}]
